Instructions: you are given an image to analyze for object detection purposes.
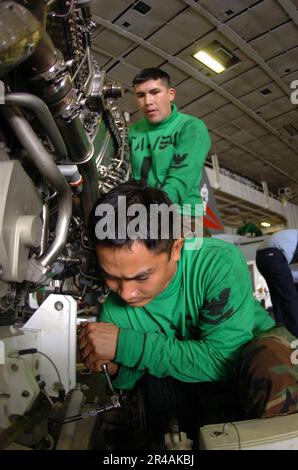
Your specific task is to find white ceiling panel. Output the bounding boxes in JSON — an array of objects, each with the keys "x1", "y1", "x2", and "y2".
[
  {"x1": 149, "y1": 10, "x2": 213, "y2": 55},
  {"x1": 199, "y1": 0, "x2": 258, "y2": 21},
  {"x1": 227, "y1": 0, "x2": 289, "y2": 41},
  {"x1": 112, "y1": 0, "x2": 187, "y2": 38},
  {"x1": 282, "y1": 70, "x2": 298, "y2": 86},
  {"x1": 182, "y1": 91, "x2": 229, "y2": 117},
  {"x1": 248, "y1": 126, "x2": 272, "y2": 138},
  {"x1": 214, "y1": 103, "x2": 245, "y2": 121},
  {"x1": 240, "y1": 91, "x2": 271, "y2": 110},
  {"x1": 218, "y1": 124, "x2": 239, "y2": 136},
  {"x1": 94, "y1": 29, "x2": 134, "y2": 56},
  {"x1": 228, "y1": 130, "x2": 254, "y2": 144},
  {"x1": 249, "y1": 22, "x2": 297, "y2": 61},
  {"x1": 267, "y1": 48, "x2": 298, "y2": 77},
  {"x1": 246, "y1": 140, "x2": 267, "y2": 152},
  {"x1": 107, "y1": 63, "x2": 138, "y2": 88},
  {"x1": 222, "y1": 76, "x2": 255, "y2": 98},
  {"x1": 257, "y1": 96, "x2": 295, "y2": 120},
  {"x1": 91, "y1": 0, "x2": 132, "y2": 21},
  {"x1": 236, "y1": 67, "x2": 271, "y2": 89},
  {"x1": 200, "y1": 112, "x2": 229, "y2": 128},
  {"x1": 219, "y1": 147, "x2": 247, "y2": 158},
  {"x1": 233, "y1": 115, "x2": 259, "y2": 130},
  {"x1": 124, "y1": 47, "x2": 164, "y2": 68},
  {"x1": 269, "y1": 110, "x2": 298, "y2": 129},
  {"x1": 175, "y1": 79, "x2": 210, "y2": 107},
  {"x1": 138, "y1": 0, "x2": 186, "y2": 23},
  {"x1": 161, "y1": 63, "x2": 189, "y2": 85},
  {"x1": 213, "y1": 140, "x2": 233, "y2": 152}
]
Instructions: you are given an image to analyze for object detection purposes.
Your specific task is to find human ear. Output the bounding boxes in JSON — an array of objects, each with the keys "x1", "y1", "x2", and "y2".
[
  {"x1": 171, "y1": 238, "x2": 184, "y2": 261},
  {"x1": 169, "y1": 87, "x2": 176, "y2": 102}
]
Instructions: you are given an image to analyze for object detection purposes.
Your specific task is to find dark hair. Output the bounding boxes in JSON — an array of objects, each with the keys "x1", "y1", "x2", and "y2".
[
  {"x1": 88, "y1": 180, "x2": 179, "y2": 254},
  {"x1": 132, "y1": 68, "x2": 171, "y2": 88}
]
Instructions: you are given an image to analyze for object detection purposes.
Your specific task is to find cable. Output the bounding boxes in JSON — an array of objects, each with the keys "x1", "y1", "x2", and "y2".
[
  {"x1": 223, "y1": 422, "x2": 241, "y2": 450},
  {"x1": 48, "y1": 0, "x2": 75, "y2": 18},
  {"x1": 37, "y1": 350, "x2": 62, "y2": 387},
  {"x1": 18, "y1": 348, "x2": 62, "y2": 387}
]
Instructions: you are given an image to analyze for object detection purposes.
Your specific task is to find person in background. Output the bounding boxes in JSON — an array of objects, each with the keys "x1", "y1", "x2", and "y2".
[
  {"x1": 129, "y1": 68, "x2": 211, "y2": 236},
  {"x1": 256, "y1": 229, "x2": 298, "y2": 337}
]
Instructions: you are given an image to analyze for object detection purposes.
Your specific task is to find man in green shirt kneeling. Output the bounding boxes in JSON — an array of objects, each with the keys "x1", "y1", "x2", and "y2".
[{"x1": 79, "y1": 181, "x2": 298, "y2": 443}]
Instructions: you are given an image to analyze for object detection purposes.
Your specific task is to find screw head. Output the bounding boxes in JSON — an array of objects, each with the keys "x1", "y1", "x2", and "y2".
[
  {"x1": 9, "y1": 414, "x2": 21, "y2": 424},
  {"x1": 11, "y1": 363, "x2": 19, "y2": 372},
  {"x1": 22, "y1": 390, "x2": 30, "y2": 398},
  {"x1": 54, "y1": 301, "x2": 63, "y2": 311}
]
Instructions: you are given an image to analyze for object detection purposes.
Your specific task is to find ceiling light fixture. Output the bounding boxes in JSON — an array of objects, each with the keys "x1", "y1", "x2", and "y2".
[
  {"x1": 261, "y1": 222, "x2": 271, "y2": 227},
  {"x1": 192, "y1": 50, "x2": 225, "y2": 74},
  {"x1": 192, "y1": 41, "x2": 239, "y2": 74}
]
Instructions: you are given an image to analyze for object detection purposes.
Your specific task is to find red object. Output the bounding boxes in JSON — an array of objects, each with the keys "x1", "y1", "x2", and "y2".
[{"x1": 203, "y1": 205, "x2": 224, "y2": 231}]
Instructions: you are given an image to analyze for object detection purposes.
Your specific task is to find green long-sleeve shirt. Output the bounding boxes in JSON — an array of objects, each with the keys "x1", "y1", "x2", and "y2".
[
  {"x1": 128, "y1": 105, "x2": 211, "y2": 215},
  {"x1": 100, "y1": 238, "x2": 275, "y2": 389}
]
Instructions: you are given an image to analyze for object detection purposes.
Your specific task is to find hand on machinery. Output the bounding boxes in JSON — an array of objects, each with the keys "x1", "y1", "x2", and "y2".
[{"x1": 78, "y1": 321, "x2": 119, "y2": 375}]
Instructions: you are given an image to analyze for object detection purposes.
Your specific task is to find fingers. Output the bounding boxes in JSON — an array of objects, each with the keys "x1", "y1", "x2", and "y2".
[
  {"x1": 77, "y1": 321, "x2": 119, "y2": 371},
  {"x1": 78, "y1": 321, "x2": 97, "y2": 340},
  {"x1": 84, "y1": 354, "x2": 101, "y2": 370},
  {"x1": 79, "y1": 342, "x2": 93, "y2": 361},
  {"x1": 78, "y1": 322, "x2": 98, "y2": 352}
]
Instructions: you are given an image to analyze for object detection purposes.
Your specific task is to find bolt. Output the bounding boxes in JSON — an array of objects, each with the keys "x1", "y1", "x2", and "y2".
[
  {"x1": 22, "y1": 390, "x2": 30, "y2": 398},
  {"x1": 9, "y1": 414, "x2": 20, "y2": 424},
  {"x1": 11, "y1": 363, "x2": 19, "y2": 372},
  {"x1": 54, "y1": 301, "x2": 63, "y2": 311}
]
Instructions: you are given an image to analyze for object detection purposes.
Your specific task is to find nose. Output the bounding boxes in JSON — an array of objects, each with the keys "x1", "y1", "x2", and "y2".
[
  {"x1": 144, "y1": 93, "x2": 153, "y2": 106},
  {"x1": 118, "y1": 280, "x2": 139, "y2": 302}
]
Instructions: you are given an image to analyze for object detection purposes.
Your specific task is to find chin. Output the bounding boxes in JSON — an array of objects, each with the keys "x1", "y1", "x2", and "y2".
[
  {"x1": 127, "y1": 299, "x2": 150, "y2": 307},
  {"x1": 147, "y1": 115, "x2": 161, "y2": 124}
]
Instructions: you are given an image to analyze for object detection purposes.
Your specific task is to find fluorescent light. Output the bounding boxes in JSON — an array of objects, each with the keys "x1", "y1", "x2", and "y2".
[
  {"x1": 261, "y1": 222, "x2": 271, "y2": 227},
  {"x1": 193, "y1": 50, "x2": 225, "y2": 73}
]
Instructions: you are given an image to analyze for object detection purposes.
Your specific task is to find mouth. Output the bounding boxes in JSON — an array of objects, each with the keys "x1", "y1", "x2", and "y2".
[{"x1": 146, "y1": 109, "x2": 157, "y2": 116}]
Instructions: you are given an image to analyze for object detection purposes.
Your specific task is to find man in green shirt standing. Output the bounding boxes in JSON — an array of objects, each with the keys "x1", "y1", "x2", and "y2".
[
  {"x1": 79, "y1": 181, "x2": 298, "y2": 443},
  {"x1": 129, "y1": 68, "x2": 211, "y2": 236}
]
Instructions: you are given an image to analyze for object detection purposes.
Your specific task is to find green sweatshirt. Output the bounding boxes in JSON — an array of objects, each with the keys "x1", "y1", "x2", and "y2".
[
  {"x1": 100, "y1": 238, "x2": 275, "y2": 389},
  {"x1": 128, "y1": 104, "x2": 211, "y2": 215}
]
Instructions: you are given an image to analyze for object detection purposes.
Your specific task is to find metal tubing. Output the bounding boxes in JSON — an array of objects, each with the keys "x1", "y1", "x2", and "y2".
[
  {"x1": 40, "y1": 203, "x2": 49, "y2": 257},
  {"x1": 4, "y1": 93, "x2": 68, "y2": 160},
  {"x1": 1, "y1": 107, "x2": 72, "y2": 268}
]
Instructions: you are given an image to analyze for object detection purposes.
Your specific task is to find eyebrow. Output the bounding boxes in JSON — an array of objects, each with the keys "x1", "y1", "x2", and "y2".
[
  {"x1": 135, "y1": 88, "x2": 161, "y2": 96},
  {"x1": 100, "y1": 267, "x2": 156, "y2": 281}
]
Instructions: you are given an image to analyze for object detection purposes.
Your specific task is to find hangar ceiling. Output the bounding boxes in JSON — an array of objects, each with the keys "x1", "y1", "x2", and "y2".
[{"x1": 90, "y1": 0, "x2": 298, "y2": 229}]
